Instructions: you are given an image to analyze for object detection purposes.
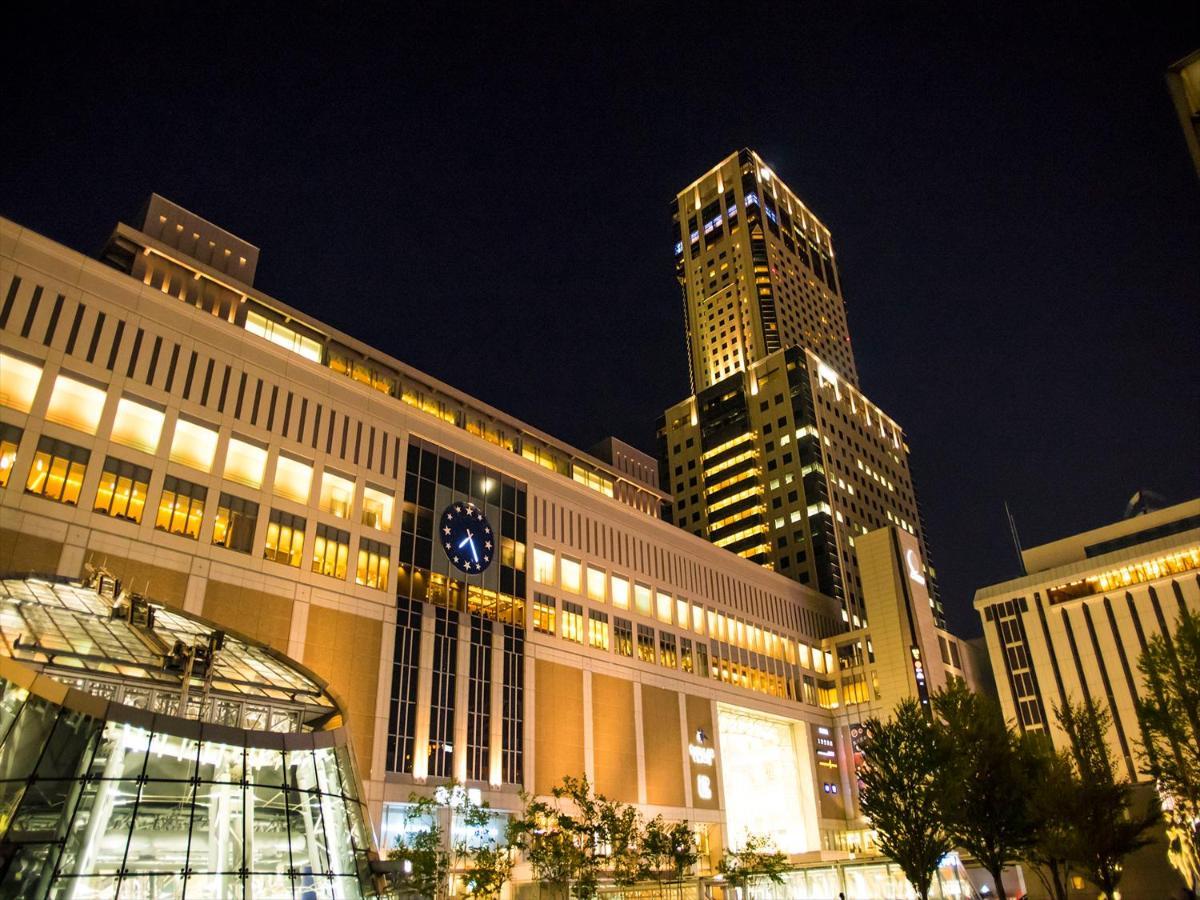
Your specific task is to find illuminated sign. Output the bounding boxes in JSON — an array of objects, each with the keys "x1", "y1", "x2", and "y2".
[
  {"x1": 696, "y1": 774, "x2": 713, "y2": 800},
  {"x1": 906, "y1": 548, "x2": 926, "y2": 586},
  {"x1": 822, "y1": 782, "x2": 839, "y2": 794},
  {"x1": 689, "y1": 728, "x2": 715, "y2": 767}
]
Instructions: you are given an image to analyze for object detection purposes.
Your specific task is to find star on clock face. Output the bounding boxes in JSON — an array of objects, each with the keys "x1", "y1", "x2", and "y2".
[{"x1": 439, "y1": 501, "x2": 495, "y2": 575}]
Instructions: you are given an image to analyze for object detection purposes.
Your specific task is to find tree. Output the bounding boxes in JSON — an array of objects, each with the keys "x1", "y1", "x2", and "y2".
[
  {"x1": 390, "y1": 794, "x2": 450, "y2": 899},
  {"x1": 933, "y1": 681, "x2": 1035, "y2": 899},
  {"x1": 716, "y1": 832, "x2": 788, "y2": 895},
  {"x1": 857, "y1": 698, "x2": 955, "y2": 900},
  {"x1": 599, "y1": 794, "x2": 645, "y2": 887},
  {"x1": 1135, "y1": 606, "x2": 1200, "y2": 893},
  {"x1": 642, "y1": 815, "x2": 699, "y2": 885},
  {"x1": 1058, "y1": 698, "x2": 1160, "y2": 899},
  {"x1": 1021, "y1": 735, "x2": 1081, "y2": 900}
]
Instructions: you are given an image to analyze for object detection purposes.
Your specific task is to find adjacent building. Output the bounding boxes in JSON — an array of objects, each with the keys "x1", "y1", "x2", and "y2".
[
  {"x1": 0, "y1": 196, "x2": 983, "y2": 894},
  {"x1": 1167, "y1": 49, "x2": 1200, "y2": 180},
  {"x1": 660, "y1": 150, "x2": 941, "y2": 628}
]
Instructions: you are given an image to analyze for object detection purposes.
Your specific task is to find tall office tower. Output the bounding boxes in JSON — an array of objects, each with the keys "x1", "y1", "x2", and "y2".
[
  {"x1": 673, "y1": 149, "x2": 857, "y2": 393},
  {"x1": 661, "y1": 150, "x2": 942, "y2": 628}
]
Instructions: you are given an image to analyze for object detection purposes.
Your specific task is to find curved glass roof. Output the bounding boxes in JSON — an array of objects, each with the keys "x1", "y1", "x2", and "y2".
[{"x1": 0, "y1": 576, "x2": 336, "y2": 730}]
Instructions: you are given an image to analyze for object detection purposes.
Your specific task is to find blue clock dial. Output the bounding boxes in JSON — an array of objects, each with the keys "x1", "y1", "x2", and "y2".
[{"x1": 440, "y1": 502, "x2": 494, "y2": 574}]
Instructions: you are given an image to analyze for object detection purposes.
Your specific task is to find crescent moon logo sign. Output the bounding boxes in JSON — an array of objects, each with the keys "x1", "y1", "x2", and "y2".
[{"x1": 905, "y1": 548, "x2": 927, "y2": 586}]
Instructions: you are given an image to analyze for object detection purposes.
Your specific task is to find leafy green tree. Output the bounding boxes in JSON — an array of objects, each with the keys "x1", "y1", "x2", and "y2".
[
  {"x1": 642, "y1": 815, "x2": 699, "y2": 884},
  {"x1": 1135, "y1": 606, "x2": 1200, "y2": 892},
  {"x1": 716, "y1": 832, "x2": 788, "y2": 894},
  {"x1": 857, "y1": 698, "x2": 955, "y2": 900},
  {"x1": 1021, "y1": 735, "x2": 1081, "y2": 900},
  {"x1": 1058, "y1": 698, "x2": 1160, "y2": 899},
  {"x1": 933, "y1": 681, "x2": 1035, "y2": 899},
  {"x1": 389, "y1": 794, "x2": 449, "y2": 899},
  {"x1": 599, "y1": 794, "x2": 644, "y2": 886}
]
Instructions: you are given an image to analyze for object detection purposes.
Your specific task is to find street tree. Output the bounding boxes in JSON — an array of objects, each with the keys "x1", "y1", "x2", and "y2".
[
  {"x1": 716, "y1": 832, "x2": 788, "y2": 895},
  {"x1": 1058, "y1": 698, "x2": 1159, "y2": 899},
  {"x1": 933, "y1": 680, "x2": 1036, "y2": 899},
  {"x1": 642, "y1": 815, "x2": 700, "y2": 885},
  {"x1": 858, "y1": 697, "x2": 955, "y2": 900},
  {"x1": 1135, "y1": 605, "x2": 1200, "y2": 892},
  {"x1": 1021, "y1": 736, "x2": 1081, "y2": 900}
]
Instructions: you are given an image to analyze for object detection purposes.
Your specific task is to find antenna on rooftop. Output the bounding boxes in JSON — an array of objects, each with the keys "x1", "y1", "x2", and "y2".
[{"x1": 1004, "y1": 501, "x2": 1026, "y2": 577}]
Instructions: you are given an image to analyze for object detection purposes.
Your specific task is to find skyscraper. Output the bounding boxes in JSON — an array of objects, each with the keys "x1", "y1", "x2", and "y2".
[{"x1": 660, "y1": 150, "x2": 942, "y2": 628}]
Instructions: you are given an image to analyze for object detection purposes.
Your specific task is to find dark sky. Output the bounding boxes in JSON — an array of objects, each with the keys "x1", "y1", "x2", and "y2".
[{"x1": 4, "y1": 4, "x2": 1198, "y2": 636}]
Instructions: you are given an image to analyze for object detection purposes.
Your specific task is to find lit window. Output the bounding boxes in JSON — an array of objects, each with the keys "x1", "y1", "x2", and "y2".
[
  {"x1": 0, "y1": 353, "x2": 42, "y2": 412},
  {"x1": 244, "y1": 310, "x2": 322, "y2": 362},
  {"x1": 656, "y1": 590, "x2": 673, "y2": 624},
  {"x1": 362, "y1": 485, "x2": 394, "y2": 530},
  {"x1": 93, "y1": 457, "x2": 151, "y2": 523},
  {"x1": 213, "y1": 492, "x2": 259, "y2": 554},
  {"x1": 532, "y1": 594, "x2": 556, "y2": 635},
  {"x1": 560, "y1": 601, "x2": 584, "y2": 644},
  {"x1": 676, "y1": 598, "x2": 689, "y2": 627},
  {"x1": 356, "y1": 538, "x2": 391, "y2": 590},
  {"x1": 692, "y1": 603, "x2": 705, "y2": 635},
  {"x1": 264, "y1": 508, "x2": 305, "y2": 567},
  {"x1": 532, "y1": 547, "x2": 555, "y2": 585},
  {"x1": 659, "y1": 632, "x2": 677, "y2": 668},
  {"x1": 634, "y1": 583, "x2": 652, "y2": 617},
  {"x1": 589, "y1": 610, "x2": 610, "y2": 651},
  {"x1": 586, "y1": 566, "x2": 606, "y2": 603},
  {"x1": 169, "y1": 419, "x2": 219, "y2": 473},
  {"x1": 110, "y1": 397, "x2": 164, "y2": 454},
  {"x1": 637, "y1": 624, "x2": 656, "y2": 663},
  {"x1": 0, "y1": 424, "x2": 22, "y2": 488},
  {"x1": 610, "y1": 575, "x2": 630, "y2": 609},
  {"x1": 318, "y1": 469, "x2": 355, "y2": 519},
  {"x1": 614, "y1": 617, "x2": 633, "y2": 656},
  {"x1": 224, "y1": 437, "x2": 268, "y2": 489},
  {"x1": 560, "y1": 556, "x2": 582, "y2": 594},
  {"x1": 25, "y1": 437, "x2": 89, "y2": 505},
  {"x1": 274, "y1": 455, "x2": 313, "y2": 504},
  {"x1": 45, "y1": 374, "x2": 105, "y2": 434},
  {"x1": 155, "y1": 475, "x2": 207, "y2": 539},
  {"x1": 313, "y1": 523, "x2": 350, "y2": 579}
]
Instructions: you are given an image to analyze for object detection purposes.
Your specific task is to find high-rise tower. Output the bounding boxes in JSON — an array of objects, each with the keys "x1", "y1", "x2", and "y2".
[{"x1": 660, "y1": 150, "x2": 943, "y2": 628}]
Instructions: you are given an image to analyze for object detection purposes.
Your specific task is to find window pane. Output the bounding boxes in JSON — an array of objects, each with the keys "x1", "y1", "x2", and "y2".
[
  {"x1": 0, "y1": 352, "x2": 42, "y2": 412},
  {"x1": 111, "y1": 397, "x2": 165, "y2": 454},
  {"x1": 169, "y1": 419, "x2": 218, "y2": 472},
  {"x1": 45, "y1": 374, "x2": 105, "y2": 433},
  {"x1": 224, "y1": 437, "x2": 268, "y2": 488}
]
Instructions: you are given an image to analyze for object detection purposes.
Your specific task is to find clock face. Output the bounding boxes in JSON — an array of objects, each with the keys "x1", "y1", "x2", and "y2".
[{"x1": 440, "y1": 502, "x2": 494, "y2": 574}]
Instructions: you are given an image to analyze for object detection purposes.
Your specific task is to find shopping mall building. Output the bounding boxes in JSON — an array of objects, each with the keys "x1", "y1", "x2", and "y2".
[{"x1": 0, "y1": 197, "x2": 983, "y2": 894}]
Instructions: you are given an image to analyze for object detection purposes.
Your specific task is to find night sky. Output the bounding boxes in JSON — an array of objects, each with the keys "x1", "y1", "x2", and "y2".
[{"x1": 4, "y1": 4, "x2": 1198, "y2": 636}]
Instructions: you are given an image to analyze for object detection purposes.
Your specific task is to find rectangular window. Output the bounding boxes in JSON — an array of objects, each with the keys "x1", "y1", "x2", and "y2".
[
  {"x1": 155, "y1": 475, "x2": 206, "y2": 539},
  {"x1": 588, "y1": 610, "x2": 609, "y2": 651},
  {"x1": 319, "y1": 469, "x2": 355, "y2": 519},
  {"x1": 0, "y1": 424, "x2": 23, "y2": 488},
  {"x1": 560, "y1": 556, "x2": 582, "y2": 594},
  {"x1": 25, "y1": 437, "x2": 89, "y2": 505},
  {"x1": 313, "y1": 523, "x2": 350, "y2": 579},
  {"x1": 680, "y1": 637, "x2": 694, "y2": 673},
  {"x1": 244, "y1": 309, "x2": 322, "y2": 361},
  {"x1": 169, "y1": 418, "x2": 219, "y2": 473},
  {"x1": 656, "y1": 590, "x2": 673, "y2": 624},
  {"x1": 611, "y1": 574, "x2": 630, "y2": 609},
  {"x1": 274, "y1": 454, "x2": 313, "y2": 504},
  {"x1": 586, "y1": 565, "x2": 606, "y2": 603},
  {"x1": 45, "y1": 373, "x2": 105, "y2": 434},
  {"x1": 532, "y1": 547, "x2": 555, "y2": 585},
  {"x1": 213, "y1": 492, "x2": 259, "y2": 554},
  {"x1": 659, "y1": 631, "x2": 677, "y2": 668},
  {"x1": 93, "y1": 457, "x2": 151, "y2": 523},
  {"x1": 532, "y1": 593, "x2": 556, "y2": 635},
  {"x1": 362, "y1": 484, "x2": 394, "y2": 530},
  {"x1": 224, "y1": 437, "x2": 268, "y2": 489},
  {"x1": 560, "y1": 600, "x2": 584, "y2": 644},
  {"x1": 0, "y1": 352, "x2": 42, "y2": 412},
  {"x1": 110, "y1": 397, "x2": 165, "y2": 454},
  {"x1": 614, "y1": 617, "x2": 633, "y2": 657},
  {"x1": 264, "y1": 509, "x2": 306, "y2": 567},
  {"x1": 696, "y1": 642, "x2": 710, "y2": 678},
  {"x1": 356, "y1": 537, "x2": 391, "y2": 590},
  {"x1": 634, "y1": 583, "x2": 652, "y2": 617},
  {"x1": 692, "y1": 603, "x2": 705, "y2": 634},
  {"x1": 637, "y1": 624, "x2": 655, "y2": 663}
]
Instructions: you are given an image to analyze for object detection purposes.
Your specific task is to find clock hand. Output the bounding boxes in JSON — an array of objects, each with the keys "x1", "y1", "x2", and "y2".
[
  {"x1": 469, "y1": 539, "x2": 479, "y2": 563},
  {"x1": 457, "y1": 529, "x2": 474, "y2": 550}
]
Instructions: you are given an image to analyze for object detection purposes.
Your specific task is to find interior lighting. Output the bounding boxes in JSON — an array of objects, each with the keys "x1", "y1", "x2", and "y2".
[{"x1": 0, "y1": 353, "x2": 43, "y2": 412}]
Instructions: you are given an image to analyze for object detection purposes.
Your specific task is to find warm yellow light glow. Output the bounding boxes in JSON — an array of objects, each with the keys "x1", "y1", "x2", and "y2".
[
  {"x1": 1047, "y1": 546, "x2": 1200, "y2": 604},
  {"x1": 692, "y1": 603, "x2": 705, "y2": 634},
  {"x1": 610, "y1": 574, "x2": 629, "y2": 609},
  {"x1": 634, "y1": 583, "x2": 652, "y2": 617},
  {"x1": 319, "y1": 470, "x2": 355, "y2": 518},
  {"x1": 532, "y1": 547, "x2": 555, "y2": 585},
  {"x1": 560, "y1": 556, "x2": 582, "y2": 594},
  {"x1": 110, "y1": 398, "x2": 164, "y2": 454},
  {"x1": 169, "y1": 419, "x2": 219, "y2": 472},
  {"x1": 244, "y1": 310, "x2": 322, "y2": 361},
  {"x1": 224, "y1": 437, "x2": 268, "y2": 488},
  {"x1": 45, "y1": 375, "x2": 105, "y2": 434},
  {"x1": 362, "y1": 485, "x2": 394, "y2": 530},
  {"x1": 586, "y1": 565, "x2": 606, "y2": 603},
  {"x1": 656, "y1": 590, "x2": 673, "y2": 624},
  {"x1": 274, "y1": 455, "x2": 313, "y2": 504},
  {"x1": 0, "y1": 353, "x2": 43, "y2": 412}
]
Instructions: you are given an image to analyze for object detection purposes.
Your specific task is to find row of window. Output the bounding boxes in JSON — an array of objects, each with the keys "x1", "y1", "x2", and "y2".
[{"x1": 13, "y1": 428, "x2": 391, "y2": 591}]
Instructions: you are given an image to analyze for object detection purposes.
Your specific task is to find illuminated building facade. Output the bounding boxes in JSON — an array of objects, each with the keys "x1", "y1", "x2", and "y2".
[
  {"x1": 974, "y1": 497, "x2": 1200, "y2": 774},
  {"x1": 0, "y1": 197, "x2": 946, "y2": 886},
  {"x1": 0, "y1": 575, "x2": 380, "y2": 897},
  {"x1": 660, "y1": 151, "x2": 941, "y2": 629},
  {"x1": 1167, "y1": 49, "x2": 1200, "y2": 179}
]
